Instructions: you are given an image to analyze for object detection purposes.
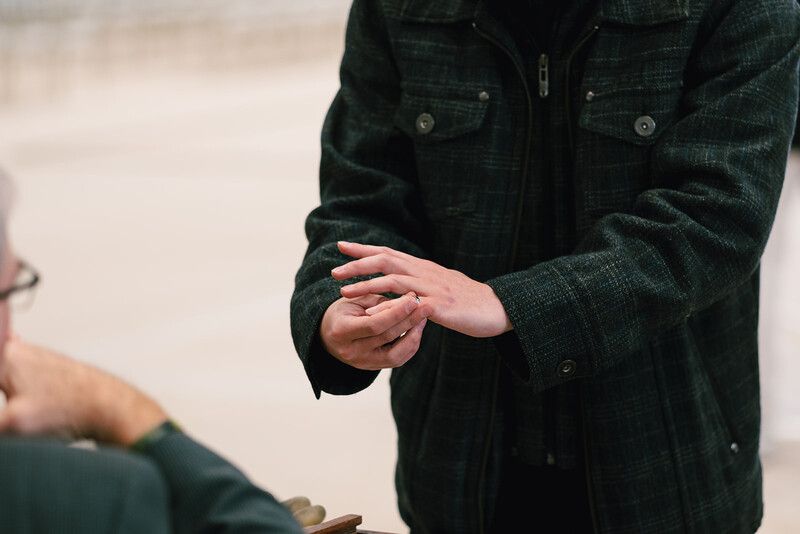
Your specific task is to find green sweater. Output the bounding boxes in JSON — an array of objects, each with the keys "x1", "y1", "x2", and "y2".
[{"x1": 0, "y1": 433, "x2": 303, "y2": 534}]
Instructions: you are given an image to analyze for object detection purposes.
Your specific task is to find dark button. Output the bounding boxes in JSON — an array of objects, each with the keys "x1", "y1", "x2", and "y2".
[
  {"x1": 478, "y1": 90, "x2": 490, "y2": 102},
  {"x1": 415, "y1": 113, "x2": 435, "y2": 135},
  {"x1": 730, "y1": 442, "x2": 740, "y2": 454},
  {"x1": 634, "y1": 115, "x2": 656, "y2": 137},
  {"x1": 546, "y1": 453, "x2": 556, "y2": 466},
  {"x1": 585, "y1": 91, "x2": 595, "y2": 102},
  {"x1": 557, "y1": 359, "x2": 577, "y2": 378}
]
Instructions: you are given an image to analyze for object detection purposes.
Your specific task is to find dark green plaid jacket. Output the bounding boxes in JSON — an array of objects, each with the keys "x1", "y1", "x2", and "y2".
[{"x1": 291, "y1": 0, "x2": 800, "y2": 532}]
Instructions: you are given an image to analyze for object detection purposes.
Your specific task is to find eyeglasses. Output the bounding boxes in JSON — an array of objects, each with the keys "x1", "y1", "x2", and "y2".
[{"x1": 0, "y1": 260, "x2": 41, "y2": 310}]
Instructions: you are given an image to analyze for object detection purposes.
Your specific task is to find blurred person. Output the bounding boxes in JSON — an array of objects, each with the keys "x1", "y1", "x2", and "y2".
[
  {"x1": 0, "y1": 173, "x2": 302, "y2": 534},
  {"x1": 292, "y1": 0, "x2": 800, "y2": 532}
]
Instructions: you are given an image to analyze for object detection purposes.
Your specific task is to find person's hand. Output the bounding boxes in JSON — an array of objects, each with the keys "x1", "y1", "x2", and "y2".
[
  {"x1": 0, "y1": 336, "x2": 167, "y2": 447},
  {"x1": 332, "y1": 242, "x2": 512, "y2": 338},
  {"x1": 319, "y1": 292, "x2": 429, "y2": 370}
]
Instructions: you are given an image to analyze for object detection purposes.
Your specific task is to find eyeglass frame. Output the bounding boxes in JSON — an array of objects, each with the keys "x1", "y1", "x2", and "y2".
[{"x1": 0, "y1": 260, "x2": 40, "y2": 302}]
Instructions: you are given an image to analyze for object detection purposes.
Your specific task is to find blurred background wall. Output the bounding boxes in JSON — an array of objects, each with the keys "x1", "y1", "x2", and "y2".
[{"x1": 0, "y1": 1, "x2": 797, "y2": 532}]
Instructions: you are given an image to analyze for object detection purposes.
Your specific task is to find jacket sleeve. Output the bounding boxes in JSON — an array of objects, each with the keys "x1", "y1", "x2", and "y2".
[
  {"x1": 290, "y1": 0, "x2": 427, "y2": 398},
  {"x1": 486, "y1": 0, "x2": 800, "y2": 392},
  {"x1": 139, "y1": 431, "x2": 302, "y2": 534}
]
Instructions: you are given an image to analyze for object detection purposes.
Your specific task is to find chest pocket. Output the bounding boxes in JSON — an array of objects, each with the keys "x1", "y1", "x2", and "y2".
[
  {"x1": 579, "y1": 84, "x2": 682, "y2": 145},
  {"x1": 394, "y1": 91, "x2": 490, "y2": 220},
  {"x1": 576, "y1": 84, "x2": 683, "y2": 220}
]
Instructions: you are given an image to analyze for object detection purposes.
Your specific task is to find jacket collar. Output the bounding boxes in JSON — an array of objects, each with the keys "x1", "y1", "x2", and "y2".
[
  {"x1": 398, "y1": 0, "x2": 477, "y2": 23},
  {"x1": 600, "y1": 0, "x2": 689, "y2": 26},
  {"x1": 399, "y1": 0, "x2": 688, "y2": 26}
]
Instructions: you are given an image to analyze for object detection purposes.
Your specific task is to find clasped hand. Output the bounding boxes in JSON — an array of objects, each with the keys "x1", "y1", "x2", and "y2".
[{"x1": 320, "y1": 242, "x2": 511, "y2": 371}]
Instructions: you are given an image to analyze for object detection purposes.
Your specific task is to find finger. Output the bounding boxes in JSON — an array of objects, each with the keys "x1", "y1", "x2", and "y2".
[
  {"x1": 343, "y1": 294, "x2": 419, "y2": 339},
  {"x1": 341, "y1": 275, "x2": 428, "y2": 299},
  {"x1": 347, "y1": 294, "x2": 387, "y2": 309},
  {"x1": 365, "y1": 298, "x2": 401, "y2": 316},
  {"x1": 337, "y1": 241, "x2": 395, "y2": 260},
  {"x1": 331, "y1": 254, "x2": 413, "y2": 281},
  {"x1": 337, "y1": 242, "x2": 420, "y2": 263},
  {"x1": 365, "y1": 301, "x2": 392, "y2": 316},
  {"x1": 362, "y1": 306, "x2": 429, "y2": 350},
  {"x1": 377, "y1": 318, "x2": 427, "y2": 369},
  {"x1": 365, "y1": 292, "x2": 420, "y2": 316}
]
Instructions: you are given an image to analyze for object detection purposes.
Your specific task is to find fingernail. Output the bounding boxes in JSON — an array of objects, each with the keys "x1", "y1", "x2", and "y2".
[
  {"x1": 338, "y1": 241, "x2": 350, "y2": 246},
  {"x1": 331, "y1": 266, "x2": 343, "y2": 275}
]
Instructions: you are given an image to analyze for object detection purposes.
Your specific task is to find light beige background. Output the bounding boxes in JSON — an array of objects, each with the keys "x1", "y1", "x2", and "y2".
[{"x1": 0, "y1": 3, "x2": 798, "y2": 532}]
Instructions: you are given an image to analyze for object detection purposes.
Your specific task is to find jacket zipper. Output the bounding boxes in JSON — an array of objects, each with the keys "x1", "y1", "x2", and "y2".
[
  {"x1": 580, "y1": 387, "x2": 601, "y2": 533},
  {"x1": 472, "y1": 16, "x2": 602, "y2": 534},
  {"x1": 538, "y1": 54, "x2": 550, "y2": 98},
  {"x1": 565, "y1": 20, "x2": 602, "y2": 534},
  {"x1": 471, "y1": 21, "x2": 534, "y2": 534}
]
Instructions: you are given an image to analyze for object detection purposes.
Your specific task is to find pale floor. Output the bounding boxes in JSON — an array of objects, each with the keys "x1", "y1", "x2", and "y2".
[{"x1": 0, "y1": 58, "x2": 797, "y2": 533}]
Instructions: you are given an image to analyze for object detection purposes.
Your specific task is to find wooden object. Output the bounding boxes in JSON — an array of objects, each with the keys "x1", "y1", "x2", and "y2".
[{"x1": 303, "y1": 515, "x2": 396, "y2": 534}]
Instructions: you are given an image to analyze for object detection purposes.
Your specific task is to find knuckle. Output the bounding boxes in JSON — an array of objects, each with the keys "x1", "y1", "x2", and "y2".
[
  {"x1": 379, "y1": 330, "x2": 397, "y2": 345},
  {"x1": 366, "y1": 322, "x2": 383, "y2": 337},
  {"x1": 328, "y1": 325, "x2": 345, "y2": 340},
  {"x1": 338, "y1": 349, "x2": 356, "y2": 364}
]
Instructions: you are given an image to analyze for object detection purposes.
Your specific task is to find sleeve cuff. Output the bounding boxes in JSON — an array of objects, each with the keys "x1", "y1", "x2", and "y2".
[
  {"x1": 486, "y1": 262, "x2": 595, "y2": 392},
  {"x1": 131, "y1": 420, "x2": 182, "y2": 454}
]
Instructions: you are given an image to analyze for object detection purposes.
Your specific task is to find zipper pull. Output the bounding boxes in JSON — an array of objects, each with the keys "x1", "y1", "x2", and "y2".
[{"x1": 538, "y1": 53, "x2": 549, "y2": 98}]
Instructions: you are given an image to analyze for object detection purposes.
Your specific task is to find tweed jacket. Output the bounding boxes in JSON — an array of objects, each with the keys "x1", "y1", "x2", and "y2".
[{"x1": 291, "y1": 0, "x2": 800, "y2": 532}]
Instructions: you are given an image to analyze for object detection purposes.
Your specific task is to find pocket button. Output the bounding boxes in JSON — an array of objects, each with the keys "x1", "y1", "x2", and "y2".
[
  {"x1": 634, "y1": 115, "x2": 656, "y2": 137},
  {"x1": 416, "y1": 113, "x2": 435, "y2": 135},
  {"x1": 557, "y1": 359, "x2": 577, "y2": 378}
]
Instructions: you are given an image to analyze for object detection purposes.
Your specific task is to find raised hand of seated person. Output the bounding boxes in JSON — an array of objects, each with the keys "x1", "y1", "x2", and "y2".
[{"x1": 0, "y1": 336, "x2": 167, "y2": 447}]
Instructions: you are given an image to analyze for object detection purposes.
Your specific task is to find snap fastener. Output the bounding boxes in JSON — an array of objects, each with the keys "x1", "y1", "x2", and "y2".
[
  {"x1": 557, "y1": 359, "x2": 577, "y2": 378},
  {"x1": 478, "y1": 90, "x2": 490, "y2": 102},
  {"x1": 730, "y1": 442, "x2": 740, "y2": 454},
  {"x1": 634, "y1": 115, "x2": 656, "y2": 137},
  {"x1": 585, "y1": 91, "x2": 595, "y2": 102},
  {"x1": 415, "y1": 113, "x2": 435, "y2": 135}
]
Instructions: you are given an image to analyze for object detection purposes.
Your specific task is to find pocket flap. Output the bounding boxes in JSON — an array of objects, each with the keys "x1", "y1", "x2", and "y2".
[
  {"x1": 394, "y1": 92, "x2": 489, "y2": 142},
  {"x1": 579, "y1": 86, "x2": 681, "y2": 146}
]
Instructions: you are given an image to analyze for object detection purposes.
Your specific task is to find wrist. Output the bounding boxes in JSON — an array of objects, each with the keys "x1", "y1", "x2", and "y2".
[
  {"x1": 484, "y1": 283, "x2": 513, "y2": 336},
  {"x1": 92, "y1": 377, "x2": 168, "y2": 446},
  {"x1": 114, "y1": 401, "x2": 169, "y2": 447}
]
